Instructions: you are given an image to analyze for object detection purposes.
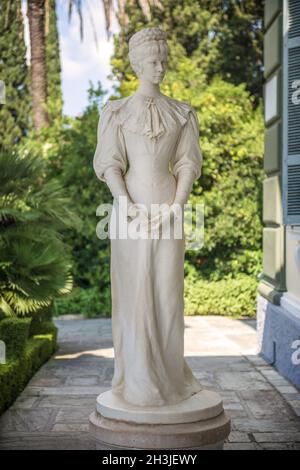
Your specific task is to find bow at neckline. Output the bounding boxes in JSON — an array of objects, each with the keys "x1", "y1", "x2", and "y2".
[{"x1": 143, "y1": 96, "x2": 166, "y2": 140}]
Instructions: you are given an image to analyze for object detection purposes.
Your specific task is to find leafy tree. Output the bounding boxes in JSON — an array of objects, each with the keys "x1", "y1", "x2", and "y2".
[
  {"x1": 187, "y1": 77, "x2": 264, "y2": 280},
  {"x1": 111, "y1": 0, "x2": 264, "y2": 101},
  {"x1": 0, "y1": 0, "x2": 31, "y2": 151}
]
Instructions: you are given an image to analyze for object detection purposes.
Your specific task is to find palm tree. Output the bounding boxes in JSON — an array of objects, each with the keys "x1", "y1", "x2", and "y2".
[
  {"x1": 0, "y1": 151, "x2": 81, "y2": 317},
  {"x1": 27, "y1": 0, "x2": 49, "y2": 130},
  {"x1": 26, "y1": 0, "x2": 164, "y2": 130},
  {"x1": 68, "y1": 0, "x2": 164, "y2": 42}
]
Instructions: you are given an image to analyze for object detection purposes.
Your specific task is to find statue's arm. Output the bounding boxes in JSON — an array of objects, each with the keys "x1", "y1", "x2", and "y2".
[
  {"x1": 103, "y1": 167, "x2": 136, "y2": 215},
  {"x1": 171, "y1": 108, "x2": 203, "y2": 207},
  {"x1": 93, "y1": 104, "x2": 136, "y2": 216}
]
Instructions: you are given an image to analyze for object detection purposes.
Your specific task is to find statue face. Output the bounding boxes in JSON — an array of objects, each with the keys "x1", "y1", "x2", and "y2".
[{"x1": 138, "y1": 52, "x2": 167, "y2": 84}]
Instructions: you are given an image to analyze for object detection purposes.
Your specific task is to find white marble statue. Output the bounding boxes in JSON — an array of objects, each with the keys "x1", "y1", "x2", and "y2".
[{"x1": 93, "y1": 27, "x2": 203, "y2": 408}]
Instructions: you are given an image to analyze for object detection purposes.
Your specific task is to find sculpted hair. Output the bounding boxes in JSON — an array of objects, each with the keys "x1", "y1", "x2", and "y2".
[{"x1": 128, "y1": 27, "x2": 169, "y2": 76}]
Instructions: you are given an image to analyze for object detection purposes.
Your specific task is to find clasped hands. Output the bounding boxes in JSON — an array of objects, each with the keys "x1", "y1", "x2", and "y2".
[{"x1": 125, "y1": 199, "x2": 183, "y2": 232}]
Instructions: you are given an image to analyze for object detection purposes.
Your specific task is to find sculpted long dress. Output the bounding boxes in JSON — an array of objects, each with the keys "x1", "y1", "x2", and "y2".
[{"x1": 93, "y1": 92, "x2": 203, "y2": 407}]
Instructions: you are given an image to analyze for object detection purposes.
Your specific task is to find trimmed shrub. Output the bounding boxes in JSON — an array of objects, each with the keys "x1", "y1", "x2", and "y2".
[
  {"x1": 29, "y1": 303, "x2": 55, "y2": 337},
  {"x1": 0, "y1": 318, "x2": 32, "y2": 358},
  {"x1": 29, "y1": 320, "x2": 58, "y2": 340},
  {"x1": 184, "y1": 273, "x2": 258, "y2": 318},
  {"x1": 53, "y1": 286, "x2": 110, "y2": 318},
  {"x1": 0, "y1": 331, "x2": 57, "y2": 415}
]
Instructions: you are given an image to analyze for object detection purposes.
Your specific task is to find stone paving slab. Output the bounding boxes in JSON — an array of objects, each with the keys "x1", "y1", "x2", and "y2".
[{"x1": 0, "y1": 316, "x2": 299, "y2": 450}]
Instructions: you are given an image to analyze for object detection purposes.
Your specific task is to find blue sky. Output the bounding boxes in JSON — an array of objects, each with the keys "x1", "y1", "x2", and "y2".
[{"x1": 23, "y1": 0, "x2": 120, "y2": 117}]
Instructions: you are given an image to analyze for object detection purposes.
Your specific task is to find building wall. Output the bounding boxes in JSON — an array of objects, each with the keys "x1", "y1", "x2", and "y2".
[
  {"x1": 259, "y1": 0, "x2": 286, "y2": 304},
  {"x1": 257, "y1": 0, "x2": 300, "y2": 389}
]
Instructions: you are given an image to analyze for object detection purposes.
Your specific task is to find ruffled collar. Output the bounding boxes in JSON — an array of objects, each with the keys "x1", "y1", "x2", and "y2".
[{"x1": 105, "y1": 92, "x2": 192, "y2": 140}]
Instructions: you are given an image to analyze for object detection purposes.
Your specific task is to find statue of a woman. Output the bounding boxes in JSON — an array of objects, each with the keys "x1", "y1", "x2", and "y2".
[{"x1": 93, "y1": 27, "x2": 203, "y2": 408}]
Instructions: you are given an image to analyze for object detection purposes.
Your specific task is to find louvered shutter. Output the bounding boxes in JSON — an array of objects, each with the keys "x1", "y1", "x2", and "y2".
[{"x1": 283, "y1": 0, "x2": 300, "y2": 225}]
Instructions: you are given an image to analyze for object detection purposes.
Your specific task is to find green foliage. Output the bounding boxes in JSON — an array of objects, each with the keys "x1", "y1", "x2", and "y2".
[
  {"x1": 186, "y1": 78, "x2": 264, "y2": 280},
  {"x1": 0, "y1": 329, "x2": 57, "y2": 415},
  {"x1": 29, "y1": 320, "x2": 57, "y2": 338},
  {"x1": 0, "y1": 317, "x2": 31, "y2": 358},
  {"x1": 184, "y1": 265, "x2": 258, "y2": 317},
  {"x1": 0, "y1": 0, "x2": 31, "y2": 151},
  {"x1": 53, "y1": 286, "x2": 111, "y2": 318},
  {"x1": 29, "y1": 302, "x2": 56, "y2": 336},
  {"x1": 112, "y1": 0, "x2": 263, "y2": 101},
  {"x1": 0, "y1": 151, "x2": 81, "y2": 317}
]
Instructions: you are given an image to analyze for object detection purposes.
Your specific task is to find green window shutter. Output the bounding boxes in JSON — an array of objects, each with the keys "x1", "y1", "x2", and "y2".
[{"x1": 283, "y1": 0, "x2": 300, "y2": 225}]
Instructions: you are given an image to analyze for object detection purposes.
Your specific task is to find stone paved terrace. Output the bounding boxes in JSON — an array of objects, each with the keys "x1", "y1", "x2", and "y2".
[{"x1": 0, "y1": 316, "x2": 300, "y2": 450}]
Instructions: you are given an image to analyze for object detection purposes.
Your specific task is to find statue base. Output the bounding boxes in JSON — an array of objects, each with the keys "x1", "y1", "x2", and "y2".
[{"x1": 89, "y1": 389, "x2": 231, "y2": 450}]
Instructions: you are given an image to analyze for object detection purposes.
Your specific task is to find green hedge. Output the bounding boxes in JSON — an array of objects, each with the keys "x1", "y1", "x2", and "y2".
[
  {"x1": 29, "y1": 304, "x2": 54, "y2": 337},
  {"x1": 0, "y1": 318, "x2": 32, "y2": 358},
  {"x1": 0, "y1": 321, "x2": 57, "y2": 415},
  {"x1": 0, "y1": 333, "x2": 57, "y2": 415},
  {"x1": 185, "y1": 273, "x2": 258, "y2": 317},
  {"x1": 53, "y1": 286, "x2": 110, "y2": 318}
]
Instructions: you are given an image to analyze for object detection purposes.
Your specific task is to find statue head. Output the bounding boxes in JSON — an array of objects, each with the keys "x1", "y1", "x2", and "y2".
[{"x1": 129, "y1": 27, "x2": 169, "y2": 85}]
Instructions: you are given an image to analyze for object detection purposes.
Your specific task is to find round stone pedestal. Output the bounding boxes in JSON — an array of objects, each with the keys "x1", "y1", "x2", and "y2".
[{"x1": 89, "y1": 390, "x2": 231, "y2": 450}]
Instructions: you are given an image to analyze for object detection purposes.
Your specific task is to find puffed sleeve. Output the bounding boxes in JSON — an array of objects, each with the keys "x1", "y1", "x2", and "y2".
[
  {"x1": 171, "y1": 107, "x2": 203, "y2": 206},
  {"x1": 93, "y1": 102, "x2": 128, "y2": 182},
  {"x1": 172, "y1": 107, "x2": 202, "y2": 180}
]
